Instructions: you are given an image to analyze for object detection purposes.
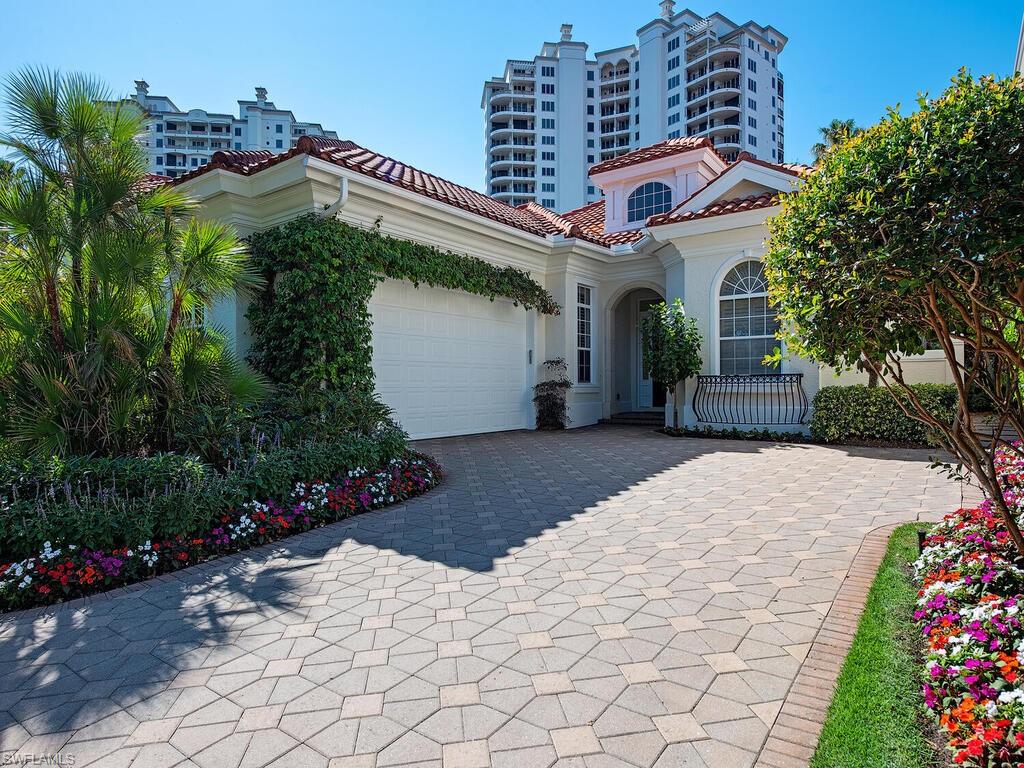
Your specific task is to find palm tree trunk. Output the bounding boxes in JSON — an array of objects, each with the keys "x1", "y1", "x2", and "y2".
[{"x1": 43, "y1": 276, "x2": 64, "y2": 353}]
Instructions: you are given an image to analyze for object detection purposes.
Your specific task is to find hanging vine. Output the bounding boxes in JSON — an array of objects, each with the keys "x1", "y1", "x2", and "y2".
[{"x1": 246, "y1": 214, "x2": 559, "y2": 394}]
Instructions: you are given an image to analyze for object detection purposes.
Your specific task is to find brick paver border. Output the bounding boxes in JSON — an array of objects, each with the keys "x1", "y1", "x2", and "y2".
[{"x1": 753, "y1": 522, "x2": 902, "y2": 768}]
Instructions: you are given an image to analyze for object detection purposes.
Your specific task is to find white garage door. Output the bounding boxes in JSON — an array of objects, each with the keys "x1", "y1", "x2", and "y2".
[{"x1": 369, "y1": 280, "x2": 532, "y2": 439}]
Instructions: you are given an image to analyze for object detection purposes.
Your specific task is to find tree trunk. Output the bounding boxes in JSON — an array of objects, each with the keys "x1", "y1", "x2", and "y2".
[{"x1": 44, "y1": 276, "x2": 64, "y2": 353}]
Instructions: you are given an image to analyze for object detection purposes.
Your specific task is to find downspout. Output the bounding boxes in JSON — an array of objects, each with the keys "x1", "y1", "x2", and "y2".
[{"x1": 318, "y1": 175, "x2": 349, "y2": 218}]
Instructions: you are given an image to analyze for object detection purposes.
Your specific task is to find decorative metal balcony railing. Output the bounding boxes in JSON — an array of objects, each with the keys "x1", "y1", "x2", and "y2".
[{"x1": 692, "y1": 374, "x2": 809, "y2": 426}]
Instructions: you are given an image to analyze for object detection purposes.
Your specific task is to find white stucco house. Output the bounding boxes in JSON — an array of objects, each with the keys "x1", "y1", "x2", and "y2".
[{"x1": 173, "y1": 135, "x2": 951, "y2": 440}]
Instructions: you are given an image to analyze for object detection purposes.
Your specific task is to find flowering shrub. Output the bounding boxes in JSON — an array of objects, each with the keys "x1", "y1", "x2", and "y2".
[
  {"x1": 915, "y1": 444, "x2": 1024, "y2": 766},
  {"x1": 0, "y1": 454, "x2": 440, "y2": 612}
]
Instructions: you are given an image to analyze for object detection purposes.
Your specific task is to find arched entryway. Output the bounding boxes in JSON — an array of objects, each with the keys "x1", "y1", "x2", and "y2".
[{"x1": 604, "y1": 285, "x2": 667, "y2": 417}]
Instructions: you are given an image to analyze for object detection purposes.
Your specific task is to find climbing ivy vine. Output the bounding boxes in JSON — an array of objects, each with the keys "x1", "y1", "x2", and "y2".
[{"x1": 246, "y1": 214, "x2": 559, "y2": 394}]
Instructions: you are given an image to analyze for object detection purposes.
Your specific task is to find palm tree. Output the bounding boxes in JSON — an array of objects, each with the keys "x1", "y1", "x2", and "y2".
[
  {"x1": 811, "y1": 118, "x2": 861, "y2": 163},
  {"x1": 0, "y1": 68, "x2": 265, "y2": 457}
]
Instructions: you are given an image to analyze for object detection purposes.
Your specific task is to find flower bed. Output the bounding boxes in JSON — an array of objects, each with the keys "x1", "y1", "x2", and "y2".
[
  {"x1": 0, "y1": 454, "x2": 441, "y2": 612},
  {"x1": 915, "y1": 445, "x2": 1024, "y2": 766}
]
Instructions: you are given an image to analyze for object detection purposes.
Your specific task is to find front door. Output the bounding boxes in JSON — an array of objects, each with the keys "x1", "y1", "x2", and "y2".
[{"x1": 638, "y1": 311, "x2": 653, "y2": 408}]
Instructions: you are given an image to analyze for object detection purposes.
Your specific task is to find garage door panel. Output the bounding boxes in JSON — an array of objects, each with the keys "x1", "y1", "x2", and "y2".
[{"x1": 369, "y1": 280, "x2": 530, "y2": 440}]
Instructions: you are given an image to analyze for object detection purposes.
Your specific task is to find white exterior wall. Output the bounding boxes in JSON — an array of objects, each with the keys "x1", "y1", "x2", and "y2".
[{"x1": 482, "y1": 4, "x2": 787, "y2": 212}]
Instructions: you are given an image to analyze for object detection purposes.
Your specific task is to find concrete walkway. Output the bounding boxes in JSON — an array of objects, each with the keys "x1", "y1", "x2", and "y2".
[{"x1": 0, "y1": 427, "x2": 974, "y2": 768}]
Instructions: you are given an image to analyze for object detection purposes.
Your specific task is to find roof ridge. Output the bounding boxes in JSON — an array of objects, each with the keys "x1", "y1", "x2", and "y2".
[{"x1": 517, "y1": 202, "x2": 582, "y2": 237}]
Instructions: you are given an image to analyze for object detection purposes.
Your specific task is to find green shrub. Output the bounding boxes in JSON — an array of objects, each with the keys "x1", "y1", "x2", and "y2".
[
  {"x1": 0, "y1": 435, "x2": 410, "y2": 562},
  {"x1": 810, "y1": 384, "x2": 958, "y2": 445}
]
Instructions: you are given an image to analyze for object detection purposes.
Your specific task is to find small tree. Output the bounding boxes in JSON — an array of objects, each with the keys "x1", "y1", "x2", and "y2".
[
  {"x1": 641, "y1": 299, "x2": 702, "y2": 429},
  {"x1": 765, "y1": 71, "x2": 1024, "y2": 556}
]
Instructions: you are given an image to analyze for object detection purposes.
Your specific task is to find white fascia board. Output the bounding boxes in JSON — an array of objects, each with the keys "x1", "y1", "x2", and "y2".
[
  {"x1": 302, "y1": 156, "x2": 557, "y2": 251},
  {"x1": 647, "y1": 206, "x2": 777, "y2": 239}
]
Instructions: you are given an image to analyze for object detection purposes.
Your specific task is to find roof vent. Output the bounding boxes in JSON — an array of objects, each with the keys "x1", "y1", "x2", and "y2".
[
  {"x1": 660, "y1": 0, "x2": 675, "y2": 20},
  {"x1": 560, "y1": 23, "x2": 573, "y2": 42}
]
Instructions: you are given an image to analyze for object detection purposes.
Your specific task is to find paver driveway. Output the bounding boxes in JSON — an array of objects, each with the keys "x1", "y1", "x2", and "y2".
[{"x1": 0, "y1": 426, "x2": 974, "y2": 768}]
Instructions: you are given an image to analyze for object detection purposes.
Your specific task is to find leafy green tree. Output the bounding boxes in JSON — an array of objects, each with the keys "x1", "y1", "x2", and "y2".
[
  {"x1": 0, "y1": 68, "x2": 264, "y2": 457},
  {"x1": 810, "y1": 118, "x2": 862, "y2": 163},
  {"x1": 765, "y1": 71, "x2": 1024, "y2": 555},
  {"x1": 641, "y1": 299, "x2": 702, "y2": 429}
]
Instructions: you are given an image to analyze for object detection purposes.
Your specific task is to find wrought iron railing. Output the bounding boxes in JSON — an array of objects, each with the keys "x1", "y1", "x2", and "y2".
[{"x1": 692, "y1": 373, "x2": 809, "y2": 425}]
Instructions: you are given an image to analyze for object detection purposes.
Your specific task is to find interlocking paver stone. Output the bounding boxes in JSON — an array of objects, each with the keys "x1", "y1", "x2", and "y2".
[{"x1": 0, "y1": 427, "x2": 973, "y2": 767}]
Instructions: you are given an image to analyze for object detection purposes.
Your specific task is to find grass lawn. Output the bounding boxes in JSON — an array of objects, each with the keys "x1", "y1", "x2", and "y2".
[{"x1": 810, "y1": 523, "x2": 943, "y2": 768}]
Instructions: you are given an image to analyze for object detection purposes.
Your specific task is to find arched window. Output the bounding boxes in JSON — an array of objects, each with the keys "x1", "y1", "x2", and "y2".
[
  {"x1": 718, "y1": 260, "x2": 779, "y2": 375},
  {"x1": 626, "y1": 182, "x2": 673, "y2": 223}
]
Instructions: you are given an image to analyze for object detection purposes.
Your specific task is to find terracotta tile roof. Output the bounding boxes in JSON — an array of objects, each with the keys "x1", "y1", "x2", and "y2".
[
  {"x1": 174, "y1": 136, "x2": 559, "y2": 240},
  {"x1": 647, "y1": 192, "x2": 779, "y2": 226},
  {"x1": 136, "y1": 173, "x2": 173, "y2": 193},
  {"x1": 560, "y1": 200, "x2": 645, "y2": 246},
  {"x1": 728, "y1": 150, "x2": 813, "y2": 177},
  {"x1": 588, "y1": 137, "x2": 717, "y2": 176}
]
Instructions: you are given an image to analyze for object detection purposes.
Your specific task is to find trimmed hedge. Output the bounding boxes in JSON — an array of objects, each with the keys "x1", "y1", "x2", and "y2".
[{"x1": 810, "y1": 384, "x2": 957, "y2": 446}]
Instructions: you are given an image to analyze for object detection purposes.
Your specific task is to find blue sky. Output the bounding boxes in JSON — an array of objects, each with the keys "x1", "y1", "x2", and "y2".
[{"x1": 1, "y1": 1, "x2": 1021, "y2": 191}]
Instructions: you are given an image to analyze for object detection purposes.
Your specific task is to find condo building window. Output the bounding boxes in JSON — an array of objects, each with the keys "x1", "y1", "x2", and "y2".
[
  {"x1": 748, "y1": 78, "x2": 757, "y2": 92},
  {"x1": 577, "y1": 285, "x2": 593, "y2": 384},
  {"x1": 668, "y1": 113, "x2": 679, "y2": 125},
  {"x1": 668, "y1": 75, "x2": 680, "y2": 89},
  {"x1": 668, "y1": 56, "x2": 679, "y2": 70},
  {"x1": 155, "y1": 123, "x2": 163, "y2": 132},
  {"x1": 542, "y1": 66, "x2": 555, "y2": 77},
  {"x1": 718, "y1": 261, "x2": 779, "y2": 375},
  {"x1": 234, "y1": 127, "x2": 241, "y2": 136},
  {"x1": 234, "y1": 142, "x2": 241, "y2": 149},
  {"x1": 276, "y1": 140, "x2": 283, "y2": 148},
  {"x1": 668, "y1": 94, "x2": 679, "y2": 108},
  {"x1": 543, "y1": 136, "x2": 555, "y2": 144},
  {"x1": 587, "y1": 88, "x2": 594, "y2": 98},
  {"x1": 668, "y1": 36, "x2": 679, "y2": 51},
  {"x1": 587, "y1": 105, "x2": 594, "y2": 114},
  {"x1": 542, "y1": 151, "x2": 555, "y2": 160},
  {"x1": 542, "y1": 198, "x2": 555, "y2": 208},
  {"x1": 587, "y1": 70, "x2": 595, "y2": 81},
  {"x1": 542, "y1": 183, "x2": 555, "y2": 192},
  {"x1": 542, "y1": 119, "x2": 555, "y2": 129},
  {"x1": 748, "y1": 98, "x2": 757, "y2": 109},
  {"x1": 156, "y1": 138, "x2": 163, "y2": 148},
  {"x1": 587, "y1": 154, "x2": 594, "y2": 163},
  {"x1": 542, "y1": 167, "x2": 555, "y2": 176},
  {"x1": 668, "y1": 129, "x2": 680, "y2": 139},
  {"x1": 627, "y1": 182, "x2": 672, "y2": 223},
  {"x1": 541, "y1": 83, "x2": 555, "y2": 94},
  {"x1": 155, "y1": 156, "x2": 163, "y2": 165},
  {"x1": 275, "y1": 124, "x2": 283, "y2": 133},
  {"x1": 748, "y1": 60, "x2": 757, "y2": 72},
  {"x1": 587, "y1": 139, "x2": 594, "y2": 147},
  {"x1": 748, "y1": 135, "x2": 757, "y2": 146},
  {"x1": 748, "y1": 116, "x2": 757, "y2": 128},
  {"x1": 542, "y1": 101, "x2": 554, "y2": 112},
  {"x1": 587, "y1": 122, "x2": 594, "y2": 132},
  {"x1": 587, "y1": 185, "x2": 596, "y2": 195}
]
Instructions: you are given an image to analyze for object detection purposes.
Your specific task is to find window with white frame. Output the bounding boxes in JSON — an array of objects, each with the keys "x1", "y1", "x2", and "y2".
[
  {"x1": 718, "y1": 260, "x2": 779, "y2": 375},
  {"x1": 626, "y1": 182, "x2": 672, "y2": 223},
  {"x1": 577, "y1": 285, "x2": 593, "y2": 384}
]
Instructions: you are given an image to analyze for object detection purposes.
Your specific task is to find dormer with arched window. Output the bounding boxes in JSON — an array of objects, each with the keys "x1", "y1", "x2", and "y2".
[{"x1": 587, "y1": 137, "x2": 727, "y2": 233}]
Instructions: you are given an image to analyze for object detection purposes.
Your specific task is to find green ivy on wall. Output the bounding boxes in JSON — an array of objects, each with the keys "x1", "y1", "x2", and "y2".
[{"x1": 246, "y1": 214, "x2": 559, "y2": 393}]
